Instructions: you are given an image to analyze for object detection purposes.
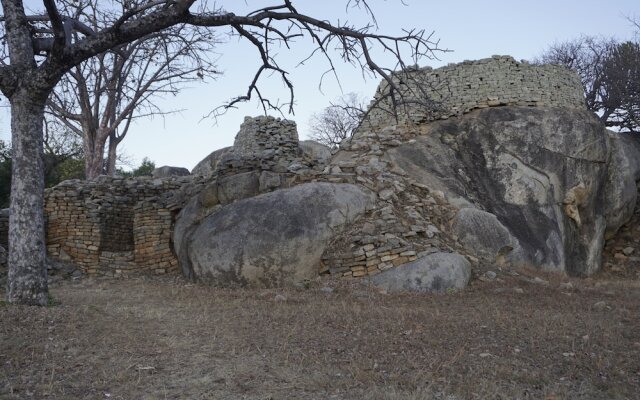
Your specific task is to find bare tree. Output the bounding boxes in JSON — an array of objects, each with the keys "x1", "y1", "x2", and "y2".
[
  {"x1": 308, "y1": 92, "x2": 366, "y2": 149},
  {"x1": 0, "y1": 0, "x2": 440, "y2": 305},
  {"x1": 43, "y1": 1, "x2": 219, "y2": 179},
  {"x1": 537, "y1": 35, "x2": 640, "y2": 132},
  {"x1": 536, "y1": 36, "x2": 615, "y2": 114},
  {"x1": 600, "y1": 41, "x2": 640, "y2": 132}
]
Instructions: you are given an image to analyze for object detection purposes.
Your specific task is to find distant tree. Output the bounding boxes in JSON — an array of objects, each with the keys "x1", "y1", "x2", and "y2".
[
  {"x1": 44, "y1": 0, "x2": 219, "y2": 180},
  {"x1": 599, "y1": 41, "x2": 640, "y2": 132},
  {"x1": 47, "y1": 156, "x2": 85, "y2": 183},
  {"x1": 309, "y1": 93, "x2": 367, "y2": 149},
  {"x1": 0, "y1": 135, "x2": 85, "y2": 208},
  {"x1": 117, "y1": 157, "x2": 155, "y2": 178},
  {"x1": 42, "y1": 120, "x2": 84, "y2": 185},
  {"x1": 537, "y1": 35, "x2": 640, "y2": 132}
]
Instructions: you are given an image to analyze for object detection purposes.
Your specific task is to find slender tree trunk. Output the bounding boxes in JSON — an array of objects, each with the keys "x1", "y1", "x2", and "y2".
[
  {"x1": 7, "y1": 90, "x2": 48, "y2": 306},
  {"x1": 106, "y1": 133, "x2": 118, "y2": 176},
  {"x1": 83, "y1": 130, "x2": 105, "y2": 180}
]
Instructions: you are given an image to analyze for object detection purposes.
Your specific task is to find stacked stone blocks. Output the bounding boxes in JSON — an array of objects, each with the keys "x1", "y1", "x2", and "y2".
[
  {"x1": 363, "y1": 56, "x2": 585, "y2": 130},
  {"x1": 44, "y1": 176, "x2": 201, "y2": 276}
]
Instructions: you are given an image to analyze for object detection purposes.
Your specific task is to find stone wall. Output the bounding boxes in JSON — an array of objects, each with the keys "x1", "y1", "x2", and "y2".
[
  {"x1": 212, "y1": 116, "x2": 322, "y2": 178},
  {"x1": 317, "y1": 148, "x2": 466, "y2": 280},
  {"x1": 44, "y1": 176, "x2": 205, "y2": 276},
  {"x1": 362, "y1": 55, "x2": 585, "y2": 129}
]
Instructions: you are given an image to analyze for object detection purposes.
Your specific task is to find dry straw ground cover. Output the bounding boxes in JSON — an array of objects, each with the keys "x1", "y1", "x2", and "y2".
[{"x1": 1, "y1": 269, "x2": 639, "y2": 399}]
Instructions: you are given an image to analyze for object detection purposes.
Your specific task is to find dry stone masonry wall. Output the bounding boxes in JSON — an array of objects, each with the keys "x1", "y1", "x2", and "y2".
[
  {"x1": 44, "y1": 175, "x2": 206, "y2": 276},
  {"x1": 213, "y1": 116, "x2": 324, "y2": 178},
  {"x1": 362, "y1": 56, "x2": 585, "y2": 130}
]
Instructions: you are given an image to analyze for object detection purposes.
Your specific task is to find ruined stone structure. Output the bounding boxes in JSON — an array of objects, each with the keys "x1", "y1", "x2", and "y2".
[
  {"x1": 362, "y1": 55, "x2": 585, "y2": 130},
  {"x1": 2, "y1": 56, "x2": 638, "y2": 287},
  {"x1": 43, "y1": 176, "x2": 205, "y2": 276},
  {"x1": 207, "y1": 116, "x2": 321, "y2": 178},
  {"x1": 1, "y1": 116, "x2": 328, "y2": 277}
]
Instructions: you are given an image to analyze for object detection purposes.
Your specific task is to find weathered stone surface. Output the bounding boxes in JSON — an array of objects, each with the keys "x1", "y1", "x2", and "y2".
[
  {"x1": 299, "y1": 140, "x2": 332, "y2": 164},
  {"x1": 152, "y1": 166, "x2": 190, "y2": 178},
  {"x1": 177, "y1": 182, "x2": 376, "y2": 287},
  {"x1": 451, "y1": 208, "x2": 525, "y2": 264},
  {"x1": 369, "y1": 252, "x2": 471, "y2": 293},
  {"x1": 388, "y1": 107, "x2": 610, "y2": 276},
  {"x1": 191, "y1": 146, "x2": 233, "y2": 177},
  {"x1": 216, "y1": 171, "x2": 260, "y2": 205},
  {"x1": 604, "y1": 132, "x2": 640, "y2": 236}
]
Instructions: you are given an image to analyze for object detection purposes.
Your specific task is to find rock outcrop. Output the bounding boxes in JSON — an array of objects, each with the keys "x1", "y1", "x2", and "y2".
[
  {"x1": 385, "y1": 107, "x2": 611, "y2": 276},
  {"x1": 4, "y1": 56, "x2": 637, "y2": 289},
  {"x1": 299, "y1": 140, "x2": 333, "y2": 165},
  {"x1": 604, "y1": 132, "x2": 640, "y2": 236}
]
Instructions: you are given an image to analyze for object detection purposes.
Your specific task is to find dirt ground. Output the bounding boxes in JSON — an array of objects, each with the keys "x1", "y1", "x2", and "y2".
[{"x1": 1, "y1": 267, "x2": 639, "y2": 400}]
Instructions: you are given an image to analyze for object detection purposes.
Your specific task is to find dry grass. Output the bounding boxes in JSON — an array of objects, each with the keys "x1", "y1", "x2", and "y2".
[{"x1": 1, "y1": 270, "x2": 639, "y2": 400}]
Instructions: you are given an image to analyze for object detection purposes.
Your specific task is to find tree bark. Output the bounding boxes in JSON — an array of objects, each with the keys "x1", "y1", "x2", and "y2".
[
  {"x1": 7, "y1": 89, "x2": 48, "y2": 306},
  {"x1": 83, "y1": 129, "x2": 106, "y2": 180},
  {"x1": 106, "y1": 133, "x2": 118, "y2": 176}
]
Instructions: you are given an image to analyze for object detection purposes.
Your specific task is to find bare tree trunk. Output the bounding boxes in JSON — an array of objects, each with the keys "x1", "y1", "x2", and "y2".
[
  {"x1": 7, "y1": 90, "x2": 48, "y2": 306},
  {"x1": 83, "y1": 130, "x2": 105, "y2": 180},
  {"x1": 106, "y1": 133, "x2": 118, "y2": 176}
]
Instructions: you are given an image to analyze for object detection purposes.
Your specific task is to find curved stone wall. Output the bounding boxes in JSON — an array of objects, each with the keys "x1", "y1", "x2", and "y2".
[{"x1": 363, "y1": 55, "x2": 586, "y2": 129}]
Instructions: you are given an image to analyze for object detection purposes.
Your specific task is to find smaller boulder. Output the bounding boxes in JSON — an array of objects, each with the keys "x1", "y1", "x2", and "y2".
[
  {"x1": 369, "y1": 252, "x2": 471, "y2": 293},
  {"x1": 217, "y1": 171, "x2": 260, "y2": 204},
  {"x1": 452, "y1": 208, "x2": 524, "y2": 263},
  {"x1": 152, "y1": 166, "x2": 190, "y2": 178}
]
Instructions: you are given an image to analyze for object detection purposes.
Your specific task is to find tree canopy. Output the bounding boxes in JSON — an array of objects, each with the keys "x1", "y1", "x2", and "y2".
[
  {"x1": 308, "y1": 92, "x2": 367, "y2": 149},
  {"x1": 537, "y1": 33, "x2": 640, "y2": 133}
]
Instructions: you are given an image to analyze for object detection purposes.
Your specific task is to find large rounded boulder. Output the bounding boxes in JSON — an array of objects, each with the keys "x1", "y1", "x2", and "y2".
[{"x1": 174, "y1": 182, "x2": 376, "y2": 286}]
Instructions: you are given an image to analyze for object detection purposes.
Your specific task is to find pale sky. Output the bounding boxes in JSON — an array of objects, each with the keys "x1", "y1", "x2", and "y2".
[{"x1": 1, "y1": 0, "x2": 638, "y2": 170}]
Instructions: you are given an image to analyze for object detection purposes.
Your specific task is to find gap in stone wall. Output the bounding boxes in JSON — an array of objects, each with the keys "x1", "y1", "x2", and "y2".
[{"x1": 100, "y1": 198, "x2": 135, "y2": 252}]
